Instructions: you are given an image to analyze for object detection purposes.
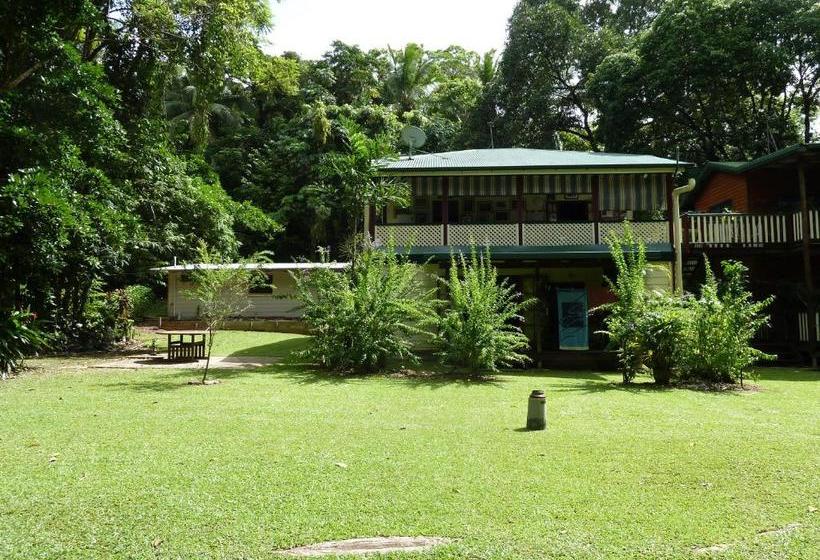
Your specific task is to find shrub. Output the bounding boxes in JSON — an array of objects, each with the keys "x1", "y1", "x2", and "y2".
[
  {"x1": 293, "y1": 245, "x2": 435, "y2": 374},
  {"x1": 436, "y1": 246, "x2": 533, "y2": 374},
  {"x1": 597, "y1": 223, "x2": 650, "y2": 383},
  {"x1": 685, "y1": 260, "x2": 774, "y2": 386},
  {"x1": 638, "y1": 294, "x2": 690, "y2": 385},
  {"x1": 125, "y1": 285, "x2": 164, "y2": 321},
  {"x1": 0, "y1": 310, "x2": 49, "y2": 380}
]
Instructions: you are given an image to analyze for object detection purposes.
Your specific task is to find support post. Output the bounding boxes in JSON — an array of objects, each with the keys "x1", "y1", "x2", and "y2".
[
  {"x1": 516, "y1": 175, "x2": 524, "y2": 245},
  {"x1": 442, "y1": 176, "x2": 449, "y2": 246},
  {"x1": 798, "y1": 163, "x2": 816, "y2": 366}
]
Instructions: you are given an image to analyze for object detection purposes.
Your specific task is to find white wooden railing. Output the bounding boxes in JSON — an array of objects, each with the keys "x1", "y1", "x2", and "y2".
[
  {"x1": 792, "y1": 210, "x2": 820, "y2": 241},
  {"x1": 798, "y1": 312, "x2": 820, "y2": 342},
  {"x1": 687, "y1": 213, "x2": 788, "y2": 247}
]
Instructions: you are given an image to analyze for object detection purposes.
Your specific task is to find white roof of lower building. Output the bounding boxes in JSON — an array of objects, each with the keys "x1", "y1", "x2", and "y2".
[{"x1": 151, "y1": 262, "x2": 349, "y2": 272}]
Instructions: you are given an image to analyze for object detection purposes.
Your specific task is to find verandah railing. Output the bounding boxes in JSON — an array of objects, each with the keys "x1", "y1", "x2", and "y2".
[
  {"x1": 374, "y1": 221, "x2": 670, "y2": 247},
  {"x1": 685, "y1": 210, "x2": 820, "y2": 248}
]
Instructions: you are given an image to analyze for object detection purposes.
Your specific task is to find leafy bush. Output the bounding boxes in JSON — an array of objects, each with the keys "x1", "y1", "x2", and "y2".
[
  {"x1": 597, "y1": 223, "x2": 650, "y2": 383},
  {"x1": 53, "y1": 286, "x2": 134, "y2": 350},
  {"x1": 0, "y1": 310, "x2": 49, "y2": 380},
  {"x1": 293, "y1": 245, "x2": 435, "y2": 374},
  {"x1": 125, "y1": 285, "x2": 165, "y2": 321},
  {"x1": 600, "y1": 223, "x2": 773, "y2": 386},
  {"x1": 436, "y1": 247, "x2": 533, "y2": 374},
  {"x1": 685, "y1": 260, "x2": 775, "y2": 386},
  {"x1": 638, "y1": 294, "x2": 690, "y2": 385}
]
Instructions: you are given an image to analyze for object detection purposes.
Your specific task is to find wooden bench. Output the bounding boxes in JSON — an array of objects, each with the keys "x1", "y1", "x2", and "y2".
[{"x1": 156, "y1": 330, "x2": 208, "y2": 361}]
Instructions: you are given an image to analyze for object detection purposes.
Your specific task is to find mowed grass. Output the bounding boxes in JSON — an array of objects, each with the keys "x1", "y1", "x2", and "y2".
[{"x1": 1, "y1": 332, "x2": 818, "y2": 559}]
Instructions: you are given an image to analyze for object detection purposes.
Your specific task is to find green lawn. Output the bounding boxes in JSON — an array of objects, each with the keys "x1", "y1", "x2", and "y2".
[{"x1": 1, "y1": 332, "x2": 818, "y2": 559}]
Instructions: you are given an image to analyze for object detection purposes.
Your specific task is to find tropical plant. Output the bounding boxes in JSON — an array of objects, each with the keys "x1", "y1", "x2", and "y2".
[
  {"x1": 0, "y1": 310, "x2": 49, "y2": 380},
  {"x1": 436, "y1": 246, "x2": 534, "y2": 374},
  {"x1": 293, "y1": 245, "x2": 435, "y2": 374},
  {"x1": 637, "y1": 293, "x2": 690, "y2": 385},
  {"x1": 596, "y1": 223, "x2": 650, "y2": 383},
  {"x1": 383, "y1": 43, "x2": 439, "y2": 113},
  {"x1": 309, "y1": 119, "x2": 410, "y2": 263},
  {"x1": 685, "y1": 260, "x2": 775, "y2": 386}
]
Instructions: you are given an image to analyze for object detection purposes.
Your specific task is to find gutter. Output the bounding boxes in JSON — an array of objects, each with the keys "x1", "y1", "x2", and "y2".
[{"x1": 672, "y1": 178, "x2": 696, "y2": 292}]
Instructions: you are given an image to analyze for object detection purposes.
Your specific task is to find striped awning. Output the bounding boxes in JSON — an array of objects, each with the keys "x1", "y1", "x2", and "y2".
[
  {"x1": 523, "y1": 175, "x2": 591, "y2": 195},
  {"x1": 407, "y1": 175, "x2": 593, "y2": 197},
  {"x1": 449, "y1": 175, "x2": 515, "y2": 196},
  {"x1": 599, "y1": 174, "x2": 667, "y2": 211},
  {"x1": 407, "y1": 176, "x2": 444, "y2": 196}
]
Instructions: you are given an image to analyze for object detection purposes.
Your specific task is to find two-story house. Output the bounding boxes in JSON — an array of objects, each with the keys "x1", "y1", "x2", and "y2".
[{"x1": 369, "y1": 148, "x2": 683, "y2": 362}]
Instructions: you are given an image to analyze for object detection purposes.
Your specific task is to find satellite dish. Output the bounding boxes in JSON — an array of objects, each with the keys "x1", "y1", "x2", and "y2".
[{"x1": 400, "y1": 125, "x2": 426, "y2": 157}]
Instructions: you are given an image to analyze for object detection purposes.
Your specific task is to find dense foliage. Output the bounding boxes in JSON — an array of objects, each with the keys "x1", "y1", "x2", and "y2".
[
  {"x1": 293, "y1": 246, "x2": 435, "y2": 374},
  {"x1": 436, "y1": 247, "x2": 533, "y2": 374},
  {"x1": 600, "y1": 226, "x2": 774, "y2": 386}
]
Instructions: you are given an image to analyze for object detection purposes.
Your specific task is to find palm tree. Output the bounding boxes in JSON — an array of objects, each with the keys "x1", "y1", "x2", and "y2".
[
  {"x1": 383, "y1": 43, "x2": 439, "y2": 114},
  {"x1": 164, "y1": 73, "x2": 251, "y2": 149}
]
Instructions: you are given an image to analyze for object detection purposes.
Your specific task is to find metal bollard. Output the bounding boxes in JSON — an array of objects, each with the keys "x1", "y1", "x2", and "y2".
[{"x1": 526, "y1": 389, "x2": 546, "y2": 430}]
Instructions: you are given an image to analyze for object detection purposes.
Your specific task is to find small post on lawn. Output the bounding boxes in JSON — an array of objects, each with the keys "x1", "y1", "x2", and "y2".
[{"x1": 526, "y1": 390, "x2": 547, "y2": 430}]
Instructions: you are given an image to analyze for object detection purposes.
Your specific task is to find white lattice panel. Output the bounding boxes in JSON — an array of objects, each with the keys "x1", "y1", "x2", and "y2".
[
  {"x1": 448, "y1": 224, "x2": 519, "y2": 246},
  {"x1": 522, "y1": 223, "x2": 595, "y2": 246},
  {"x1": 374, "y1": 224, "x2": 443, "y2": 247},
  {"x1": 599, "y1": 221, "x2": 670, "y2": 244}
]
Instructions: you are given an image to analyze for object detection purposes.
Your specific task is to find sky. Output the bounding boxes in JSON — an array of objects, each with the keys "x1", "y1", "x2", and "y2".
[{"x1": 264, "y1": 0, "x2": 519, "y2": 60}]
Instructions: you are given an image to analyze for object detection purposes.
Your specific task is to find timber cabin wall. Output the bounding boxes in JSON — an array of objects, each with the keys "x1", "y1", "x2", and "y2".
[{"x1": 694, "y1": 172, "x2": 749, "y2": 212}]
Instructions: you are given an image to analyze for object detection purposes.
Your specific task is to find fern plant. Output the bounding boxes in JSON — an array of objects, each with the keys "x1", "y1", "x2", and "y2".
[
  {"x1": 685, "y1": 260, "x2": 775, "y2": 386},
  {"x1": 436, "y1": 246, "x2": 534, "y2": 375},
  {"x1": 293, "y1": 244, "x2": 436, "y2": 374}
]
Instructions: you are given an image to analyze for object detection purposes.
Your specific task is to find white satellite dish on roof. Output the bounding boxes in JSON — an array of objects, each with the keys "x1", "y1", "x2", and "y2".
[{"x1": 400, "y1": 125, "x2": 426, "y2": 158}]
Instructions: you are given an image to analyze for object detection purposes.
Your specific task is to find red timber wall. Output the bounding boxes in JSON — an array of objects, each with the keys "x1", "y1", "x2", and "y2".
[{"x1": 694, "y1": 172, "x2": 749, "y2": 212}]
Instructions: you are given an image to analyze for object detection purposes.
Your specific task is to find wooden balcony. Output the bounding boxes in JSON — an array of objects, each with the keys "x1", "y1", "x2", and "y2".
[
  {"x1": 374, "y1": 221, "x2": 670, "y2": 248},
  {"x1": 685, "y1": 210, "x2": 820, "y2": 248}
]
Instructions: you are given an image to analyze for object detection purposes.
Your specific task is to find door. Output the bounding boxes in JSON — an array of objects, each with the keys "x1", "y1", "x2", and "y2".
[{"x1": 557, "y1": 288, "x2": 589, "y2": 350}]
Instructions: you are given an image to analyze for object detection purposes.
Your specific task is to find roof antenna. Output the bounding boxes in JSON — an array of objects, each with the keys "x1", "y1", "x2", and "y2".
[
  {"x1": 488, "y1": 121, "x2": 495, "y2": 149},
  {"x1": 400, "y1": 125, "x2": 426, "y2": 159}
]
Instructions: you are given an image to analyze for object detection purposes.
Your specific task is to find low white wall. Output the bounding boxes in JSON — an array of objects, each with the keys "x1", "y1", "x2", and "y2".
[{"x1": 167, "y1": 270, "x2": 303, "y2": 320}]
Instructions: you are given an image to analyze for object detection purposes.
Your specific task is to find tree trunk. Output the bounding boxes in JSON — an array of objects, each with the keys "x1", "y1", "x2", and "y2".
[{"x1": 202, "y1": 328, "x2": 214, "y2": 383}]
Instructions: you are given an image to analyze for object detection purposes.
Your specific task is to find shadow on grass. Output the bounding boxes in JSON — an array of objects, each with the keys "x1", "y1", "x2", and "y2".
[
  {"x1": 248, "y1": 360, "x2": 508, "y2": 389},
  {"x1": 226, "y1": 336, "x2": 312, "y2": 358},
  {"x1": 97, "y1": 367, "x2": 253, "y2": 392}
]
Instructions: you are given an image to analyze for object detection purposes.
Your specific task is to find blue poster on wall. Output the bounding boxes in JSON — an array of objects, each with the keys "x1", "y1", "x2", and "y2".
[{"x1": 557, "y1": 288, "x2": 589, "y2": 350}]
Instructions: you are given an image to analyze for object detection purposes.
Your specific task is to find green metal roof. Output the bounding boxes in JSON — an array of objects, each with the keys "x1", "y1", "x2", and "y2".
[
  {"x1": 379, "y1": 148, "x2": 686, "y2": 173},
  {"x1": 397, "y1": 244, "x2": 673, "y2": 262},
  {"x1": 694, "y1": 143, "x2": 820, "y2": 199}
]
